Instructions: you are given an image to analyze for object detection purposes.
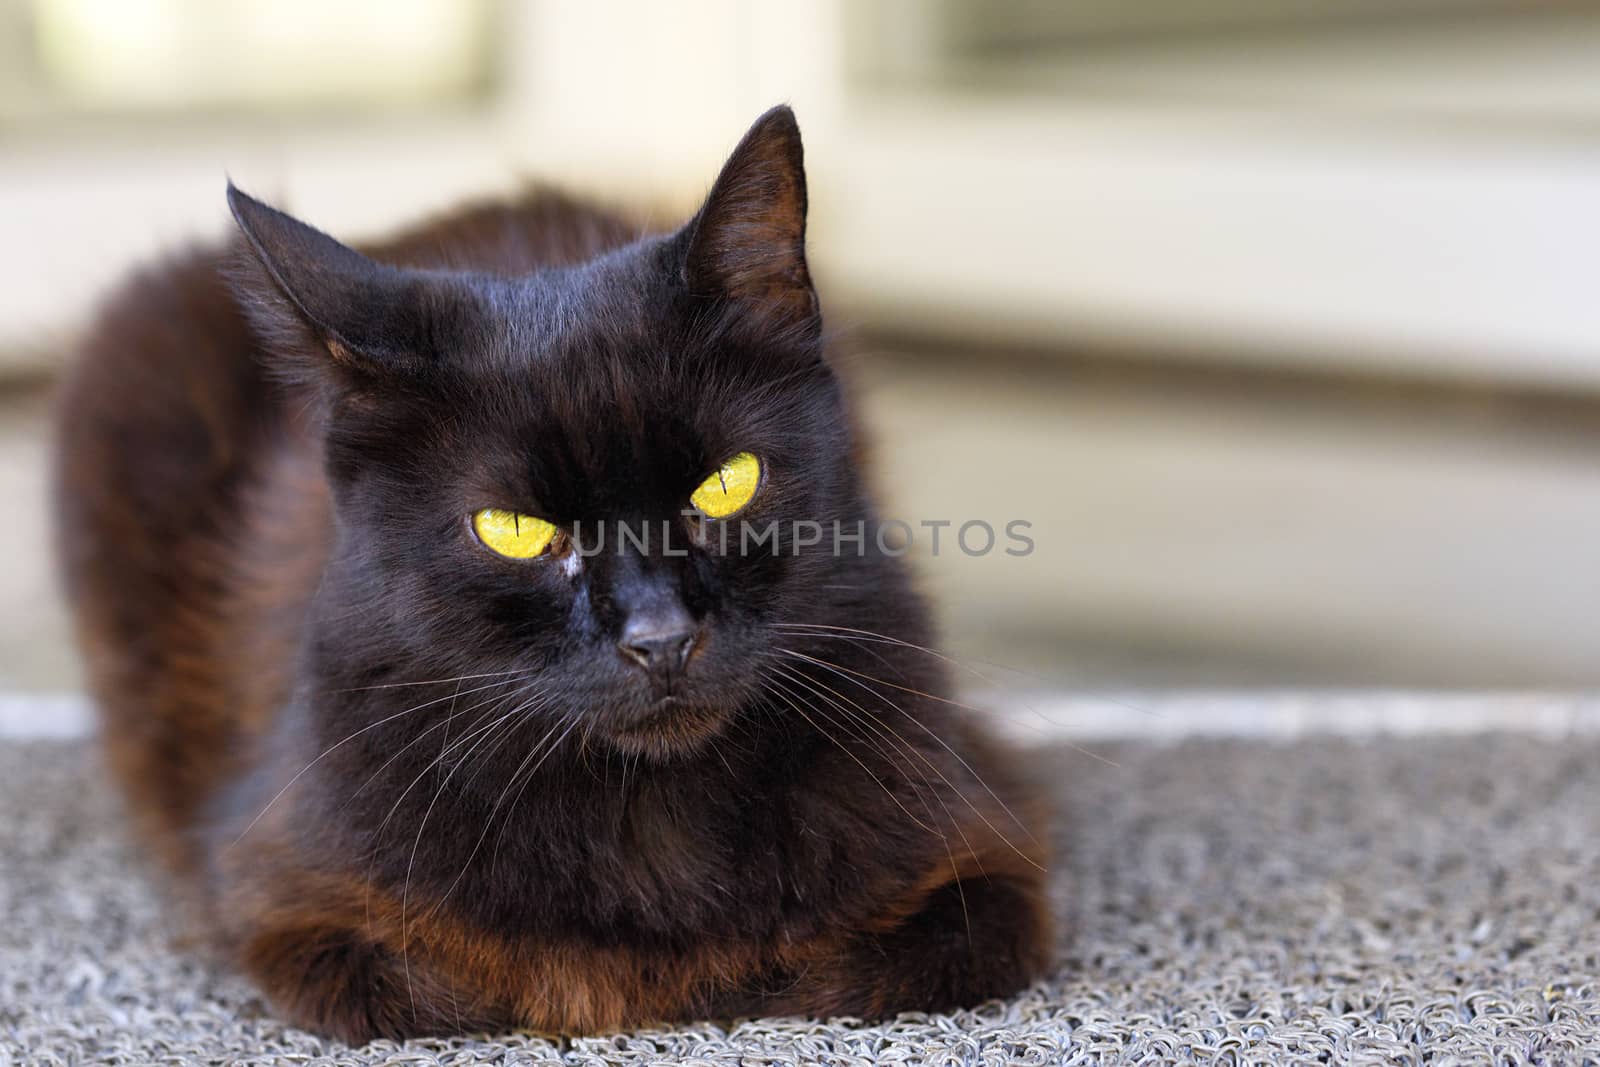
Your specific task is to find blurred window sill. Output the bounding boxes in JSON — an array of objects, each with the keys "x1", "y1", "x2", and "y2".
[{"x1": 3, "y1": 3, "x2": 1598, "y2": 394}]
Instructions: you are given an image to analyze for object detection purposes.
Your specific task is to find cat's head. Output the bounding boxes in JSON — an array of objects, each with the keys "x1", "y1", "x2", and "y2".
[{"x1": 229, "y1": 106, "x2": 903, "y2": 760}]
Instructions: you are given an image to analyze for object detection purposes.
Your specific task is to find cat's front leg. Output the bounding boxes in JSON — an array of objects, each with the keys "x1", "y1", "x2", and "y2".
[
  {"x1": 750, "y1": 869, "x2": 1054, "y2": 1022},
  {"x1": 239, "y1": 923, "x2": 509, "y2": 1044},
  {"x1": 844, "y1": 872, "x2": 1054, "y2": 1017}
]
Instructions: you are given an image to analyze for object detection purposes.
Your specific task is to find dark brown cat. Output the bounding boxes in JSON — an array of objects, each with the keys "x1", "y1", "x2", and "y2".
[{"x1": 53, "y1": 106, "x2": 1052, "y2": 1043}]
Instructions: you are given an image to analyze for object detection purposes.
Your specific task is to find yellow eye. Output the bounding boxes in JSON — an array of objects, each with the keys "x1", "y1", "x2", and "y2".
[
  {"x1": 471, "y1": 508, "x2": 557, "y2": 559},
  {"x1": 690, "y1": 452, "x2": 762, "y2": 519}
]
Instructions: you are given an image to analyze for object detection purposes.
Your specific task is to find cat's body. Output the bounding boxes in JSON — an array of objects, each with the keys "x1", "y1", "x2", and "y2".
[{"x1": 54, "y1": 108, "x2": 1051, "y2": 1043}]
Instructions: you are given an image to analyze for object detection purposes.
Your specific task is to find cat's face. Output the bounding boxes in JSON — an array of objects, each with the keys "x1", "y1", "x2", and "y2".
[
  {"x1": 316, "y1": 260, "x2": 855, "y2": 758},
  {"x1": 232, "y1": 107, "x2": 873, "y2": 758}
]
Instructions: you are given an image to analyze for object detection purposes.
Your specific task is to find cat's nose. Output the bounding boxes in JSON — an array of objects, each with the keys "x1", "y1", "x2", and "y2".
[{"x1": 618, "y1": 613, "x2": 699, "y2": 676}]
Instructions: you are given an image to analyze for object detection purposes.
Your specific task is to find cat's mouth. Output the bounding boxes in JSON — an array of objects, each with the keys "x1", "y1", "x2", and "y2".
[{"x1": 607, "y1": 697, "x2": 732, "y2": 759}]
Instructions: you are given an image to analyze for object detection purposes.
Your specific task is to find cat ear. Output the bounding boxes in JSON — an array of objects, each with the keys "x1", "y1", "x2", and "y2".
[
  {"x1": 682, "y1": 105, "x2": 817, "y2": 324},
  {"x1": 227, "y1": 183, "x2": 448, "y2": 377}
]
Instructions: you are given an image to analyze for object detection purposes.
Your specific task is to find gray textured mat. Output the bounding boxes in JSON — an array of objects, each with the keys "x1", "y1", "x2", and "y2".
[{"x1": 4, "y1": 732, "x2": 1599, "y2": 1065}]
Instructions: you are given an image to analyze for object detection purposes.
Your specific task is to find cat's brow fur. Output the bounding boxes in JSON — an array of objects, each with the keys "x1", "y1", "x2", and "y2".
[{"x1": 53, "y1": 105, "x2": 1052, "y2": 1043}]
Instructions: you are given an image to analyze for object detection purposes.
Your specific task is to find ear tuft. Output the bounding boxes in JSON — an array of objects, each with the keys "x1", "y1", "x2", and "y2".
[{"x1": 683, "y1": 105, "x2": 816, "y2": 323}]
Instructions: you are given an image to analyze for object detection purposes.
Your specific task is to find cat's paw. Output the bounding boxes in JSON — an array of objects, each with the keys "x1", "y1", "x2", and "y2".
[
  {"x1": 854, "y1": 875, "x2": 1054, "y2": 1017},
  {"x1": 241, "y1": 924, "x2": 501, "y2": 1044}
]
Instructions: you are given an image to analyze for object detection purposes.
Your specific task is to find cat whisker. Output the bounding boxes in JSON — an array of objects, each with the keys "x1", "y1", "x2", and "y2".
[
  {"x1": 484, "y1": 711, "x2": 583, "y2": 886},
  {"x1": 398, "y1": 693, "x2": 544, "y2": 1017},
  {"x1": 426, "y1": 696, "x2": 575, "y2": 925},
  {"x1": 764, "y1": 665, "x2": 929, "y2": 800},
  {"x1": 705, "y1": 733, "x2": 738, "y2": 780},
  {"x1": 324, "y1": 666, "x2": 540, "y2": 696},
  {"x1": 435, "y1": 695, "x2": 562, "y2": 883},
  {"x1": 450, "y1": 689, "x2": 550, "y2": 791},
  {"x1": 772, "y1": 620, "x2": 1163, "y2": 723},
  {"x1": 779, "y1": 644, "x2": 1121, "y2": 774},
  {"x1": 362, "y1": 687, "x2": 541, "y2": 874},
  {"x1": 755, "y1": 675, "x2": 936, "y2": 837},
  {"x1": 759, "y1": 670, "x2": 978, "y2": 940},
  {"x1": 774, "y1": 646, "x2": 1059, "y2": 861},
  {"x1": 228, "y1": 672, "x2": 536, "y2": 851},
  {"x1": 764, "y1": 659, "x2": 988, "y2": 874},
  {"x1": 763, "y1": 674, "x2": 949, "y2": 847},
  {"x1": 346, "y1": 677, "x2": 517, "y2": 808},
  {"x1": 362, "y1": 688, "x2": 537, "y2": 940},
  {"x1": 771, "y1": 625, "x2": 909, "y2": 681},
  {"x1": 359, "y1": 685, "x2": 543, "y2": 946},
  {"x1": 763, "y1": 658, "x2": 1015, "y2": 921},
  {"x1": 790, "y1": 683, "x2": 976, "y2": 940}
]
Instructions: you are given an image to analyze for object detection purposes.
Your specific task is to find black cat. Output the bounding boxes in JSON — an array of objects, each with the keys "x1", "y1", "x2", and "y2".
[{"x1": 54, "y1": 105, "x2": 1052, "y2": 1043}]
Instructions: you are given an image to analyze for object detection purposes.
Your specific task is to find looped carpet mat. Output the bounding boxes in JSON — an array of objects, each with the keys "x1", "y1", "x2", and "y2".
[{"x1": 4, "y1": 731, "x2": 1599, "y2": 1065}]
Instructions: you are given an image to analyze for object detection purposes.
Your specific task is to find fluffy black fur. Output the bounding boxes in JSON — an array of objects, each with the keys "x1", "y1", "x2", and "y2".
[{"x1": 56, "y1": 105, "x2": 1053, "y2": 1042}]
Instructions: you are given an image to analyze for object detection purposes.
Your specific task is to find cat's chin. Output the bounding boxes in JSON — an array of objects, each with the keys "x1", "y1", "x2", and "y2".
[{"x1": 604, "y1": 698, "x2": 734, "y2": 761}]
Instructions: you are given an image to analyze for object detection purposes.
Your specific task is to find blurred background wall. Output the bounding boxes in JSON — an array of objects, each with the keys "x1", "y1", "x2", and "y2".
[{"x1": 2, "y1": 0, "x2": 1599, "y2": 696}]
